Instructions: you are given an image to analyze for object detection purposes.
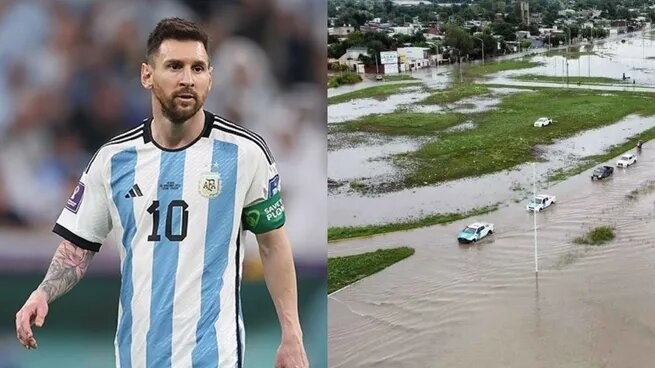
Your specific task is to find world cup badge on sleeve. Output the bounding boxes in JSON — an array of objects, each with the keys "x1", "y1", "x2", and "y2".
[
  {"x1": 65, "y1": 182, "x2": 86, "y2": 213},
  {"x1": 199, "y1": 172, "x2": 221, "y2": 198}
]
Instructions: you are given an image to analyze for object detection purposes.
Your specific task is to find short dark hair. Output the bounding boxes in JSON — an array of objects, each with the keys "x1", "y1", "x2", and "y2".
[{"x1": 146, "y1": 17, "x2": 209, "y2": 62}]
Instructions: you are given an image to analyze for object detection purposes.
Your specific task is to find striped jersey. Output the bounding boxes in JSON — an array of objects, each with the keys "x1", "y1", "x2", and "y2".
[{"x1": 53, "y1": 110, "x2": 286, "y2": 368}]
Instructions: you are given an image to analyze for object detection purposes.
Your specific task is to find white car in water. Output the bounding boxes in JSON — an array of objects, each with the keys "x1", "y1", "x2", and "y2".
[
  {"x1": 616, "y1": 153, "x2": 637, "y2": 167},
  {"x1": 526, "y1": 194, "x2": 556, "y2": 212},
  {"x1": 457, "y1": 222, "x2": 495, "y2": 243},
  {"x1": 534, "y1": 117, "x2": 552, "y2": 127}
]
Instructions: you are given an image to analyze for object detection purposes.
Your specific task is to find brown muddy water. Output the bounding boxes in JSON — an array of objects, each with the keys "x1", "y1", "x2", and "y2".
[{"x1": 328, "y1": 140, "x2": 655, "y2": 367}]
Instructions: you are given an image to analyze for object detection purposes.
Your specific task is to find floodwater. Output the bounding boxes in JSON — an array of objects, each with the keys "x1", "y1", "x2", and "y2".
[
  {"x1": 328, "y1": 136, "x2": 423, "y2": 180},
  {"x1": 328, "y1": 139, "x2": 655, "y2": 367},
  {"x1": 329, "y1": 114, "x2": 655, "y2": 227},
  {"x1": 493, "y1": 31, "x2": 655, "y2": 86},
  {"x1": 328, "y1": 87, "x2": 430, "y2": 124}
]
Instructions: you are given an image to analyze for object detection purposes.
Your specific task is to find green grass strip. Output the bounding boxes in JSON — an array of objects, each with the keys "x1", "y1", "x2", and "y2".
[
  {"x1": 328, "y1": 204, "x2": 499, "y2": 242},
  {"x1": 421, "y1": 84, "x2": 490, "y2": 105},
  {"x1": 462, "y1": 59, "x2": 542, "y2": 79},
  {"x1": 328, "y1": 247, "x2": 415, "y2": 293},
  {"x1": 573, "y1": 226, "x2": 615, "y2": 245},
  {"x1": 328, "y1": 82, "x2": 423, "y2": 105},
  {"x1": 512, "y1": 74, "x2": 620, "y2": 84},
  {"x1": 381, "y1": 74, "x2": 418, "y2": 81}
]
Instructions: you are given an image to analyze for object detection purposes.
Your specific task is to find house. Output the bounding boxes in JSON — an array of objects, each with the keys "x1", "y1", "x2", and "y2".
[
  {"x1": 338, "y1": 47, "x2": 369, "y2": 71},
  {"x1": 397, "y1": 47, "x2": 431, "y2": 71},
  {"x1": 516, "y1": 30, "x2": 530, "y2": 40},
  {"x1": 391, "y1": 25, "x2": 418, "y2": 36},
  {"x1": 329, "y1": 26, "x2": 355, "y2": 37}
]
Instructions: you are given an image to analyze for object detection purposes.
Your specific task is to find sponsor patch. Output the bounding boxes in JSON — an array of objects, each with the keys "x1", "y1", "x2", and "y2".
[
  {"x1": 65, "y1": 182, "x2": 85, "y2": 213},
  {"x1": 268, "y1": 175, "x2": 280, "y2": 198}
]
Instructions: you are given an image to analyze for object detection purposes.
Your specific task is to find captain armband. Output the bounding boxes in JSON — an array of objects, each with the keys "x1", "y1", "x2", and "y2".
[{"x1": 242, "y1": 192, "x2": 286, "y2": 234}]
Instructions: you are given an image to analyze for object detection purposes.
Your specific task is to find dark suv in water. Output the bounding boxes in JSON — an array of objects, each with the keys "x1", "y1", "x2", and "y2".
[{"x1": 591, "y1": 165, "x2": 614, "y2": 180}]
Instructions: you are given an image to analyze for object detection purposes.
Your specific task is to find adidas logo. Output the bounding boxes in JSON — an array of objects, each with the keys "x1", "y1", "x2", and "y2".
[{"x1": 125, "y1": 184, "x2": 143, "y2": 198}]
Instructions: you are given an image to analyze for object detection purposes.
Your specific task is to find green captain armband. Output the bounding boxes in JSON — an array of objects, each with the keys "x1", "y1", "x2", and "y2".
[{"x1": 242, "y1": 192, "x2": 286, "y2": 234}]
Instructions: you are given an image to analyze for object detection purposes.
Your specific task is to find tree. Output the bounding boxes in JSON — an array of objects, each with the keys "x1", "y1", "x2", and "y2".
[
  {"x1": 444, "y1": 24, "x2": 474, "y2": 56},
  {"x1": 492, "y1": 21, "x2": 516, "y2": 41}
]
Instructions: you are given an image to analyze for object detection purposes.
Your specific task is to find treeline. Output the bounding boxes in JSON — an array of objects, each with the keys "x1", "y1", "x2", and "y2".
[{"x1": 329, "y1": 0, "x2": 655, "y2": 29}]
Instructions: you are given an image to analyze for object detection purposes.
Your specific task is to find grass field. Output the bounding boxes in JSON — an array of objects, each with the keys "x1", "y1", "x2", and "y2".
[
  {"x1": 421, "y1": 84, "x2": 490, "y2": 105},
  {"x1": 327, "y1": 82, "x2": 423, "y2": 105},
  {"x1": 328, "y1": 204, "x2": 498, "y2": 242},
  {"x1": 328, "y1": 247, "x2": 414, "y2": 293},
  {"x1": 462, "y1": 59, "x2": 542, "y2": 79},
  {"x1": 337, "y1": 88, "x2": 655, "y2": 190}
]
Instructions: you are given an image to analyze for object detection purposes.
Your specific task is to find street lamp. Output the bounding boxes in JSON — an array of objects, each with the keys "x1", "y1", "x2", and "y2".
[{"x1": 474, "y1": 36, "x2": 485, "y2": 65}]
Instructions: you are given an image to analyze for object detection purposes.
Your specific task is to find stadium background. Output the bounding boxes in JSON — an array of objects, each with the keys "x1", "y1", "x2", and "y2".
[{"x1": 0, "y1": 0, "x2": 326, "y2": 367}]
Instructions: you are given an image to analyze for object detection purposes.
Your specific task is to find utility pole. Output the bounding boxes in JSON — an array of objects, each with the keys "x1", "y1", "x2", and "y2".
[
  {"x1": 533, "y1": 163, "x2": 538, "y2": 274},
  {"x1": 474, "y1": 36, "x2": 485, "y2": 65},
  {"x1": 375, "y1": 52, "x2": 379, "y2": 74},
  {"x1": 566, "y1": 59, "x2": 569, "y2": 87},
  {"x1": 547, "y1": 33, "x2": 551, "y2": 53},
  {"x1": 588, "y1": 27, "x2": 591, "y2": 77}
]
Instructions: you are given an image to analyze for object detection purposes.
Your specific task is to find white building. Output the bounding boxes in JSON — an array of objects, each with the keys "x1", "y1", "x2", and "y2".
[
  {"x1": 397, "y1": 47, "x2": 430, "y2": 70},
  {"x1": 391, "y1": 25, "x2": 418, "y2": 36},
  {"x1": 380, "y1": 51, "x2": 399, "y2": 74}
]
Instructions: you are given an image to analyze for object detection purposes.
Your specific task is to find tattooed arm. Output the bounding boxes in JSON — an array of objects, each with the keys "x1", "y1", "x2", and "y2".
[
  {"x1": 37, "y1": 240, "x2": 95, "y2": 302},
  {"x1": 15, "y1": 240, "x2": 95, "y2": 349}
]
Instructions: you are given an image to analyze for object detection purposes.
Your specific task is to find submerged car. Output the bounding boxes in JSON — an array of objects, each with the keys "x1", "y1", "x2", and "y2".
[
  {"x1": 526, "y1": 194, "x2": 556, "y2": 212},
  {"x1": 616, "y1": 153, "x2": 637, "y2": 167},
  {"x1": 534, "y1": 117, "x2": 552, "y2": 127},
  {"x1": 457, "y1": 222, "x2": 495, "y2": 243},
  {"x1": 591, "y1": 166, "x2": 614, "y2": 180}
]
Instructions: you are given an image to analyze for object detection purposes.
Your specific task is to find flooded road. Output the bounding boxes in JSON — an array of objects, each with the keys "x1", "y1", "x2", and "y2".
[
  {"x1": 329, "y1": 114, "x2": 655, "y2": 227},
  {"x1": 328, "y1": 140, "x2": 655, "y2": 367}
]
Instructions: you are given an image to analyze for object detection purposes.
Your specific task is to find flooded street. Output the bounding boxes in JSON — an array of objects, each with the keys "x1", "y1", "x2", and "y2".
[
  {"x1": 329, "y1": 141, "x2": 655, "y2": 367},
  {"x1": 328, "y1": 32, "x2": 655, "y2": 227},
  {"x1": 329, "y1": 114, "x2": 655, "y2": 227},
  {"x1": 328, "y1": 30, "x2": 655, "y2": 367}
]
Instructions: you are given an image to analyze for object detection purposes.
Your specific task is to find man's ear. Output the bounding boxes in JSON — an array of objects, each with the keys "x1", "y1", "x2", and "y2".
[
  {"x1": 208, "y1": 65, "x2": 213, "y2": 92},
  {"x1": 141, "y1": 62, "x2": 153, "y2": 89}
]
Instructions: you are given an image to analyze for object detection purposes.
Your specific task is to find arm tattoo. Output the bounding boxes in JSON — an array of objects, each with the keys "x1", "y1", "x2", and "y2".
[{"x1": 38, "y1": 241, "x2": 95, "y2": 303}]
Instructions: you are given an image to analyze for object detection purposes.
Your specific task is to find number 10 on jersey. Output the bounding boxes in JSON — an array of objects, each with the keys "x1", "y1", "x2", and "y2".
[{"x1": 146, "y1": 200, "x2": 189, "y2": 242}]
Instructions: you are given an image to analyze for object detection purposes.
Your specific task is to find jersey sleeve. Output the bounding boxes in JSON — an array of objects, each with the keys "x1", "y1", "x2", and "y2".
[
  {"x1": 52, "y1": 151, "x2": 112, "y2": 252},
  {"x1": 242, "y1": 149, "x2": 285, "y2": 234}
]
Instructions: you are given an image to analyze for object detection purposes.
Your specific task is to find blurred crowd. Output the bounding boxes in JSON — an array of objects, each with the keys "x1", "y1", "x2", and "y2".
[{"x1": 0, "y1": 0, "x2": 326, "y2": 261}]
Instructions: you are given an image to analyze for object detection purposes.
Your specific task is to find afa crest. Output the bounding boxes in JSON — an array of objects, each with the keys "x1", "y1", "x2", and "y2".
[{"x1": 198, "y1": 172, "x2": 221, "y2": 198}]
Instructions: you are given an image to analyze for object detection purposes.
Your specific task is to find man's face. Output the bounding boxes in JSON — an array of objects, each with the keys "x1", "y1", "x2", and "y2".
[{"x1": 142, "y1": 39, "x2": 212, "y2": 124}]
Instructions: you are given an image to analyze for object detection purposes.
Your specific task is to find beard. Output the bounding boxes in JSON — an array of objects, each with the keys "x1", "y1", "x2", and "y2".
[{"x1": 153, "y1": 84, "x2": 204, "y2": 125}]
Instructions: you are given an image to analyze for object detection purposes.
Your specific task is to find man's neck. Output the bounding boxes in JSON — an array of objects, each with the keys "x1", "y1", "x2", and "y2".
[{"x1": 151, "y1": 109, "x2": 205, "y2": 150}]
